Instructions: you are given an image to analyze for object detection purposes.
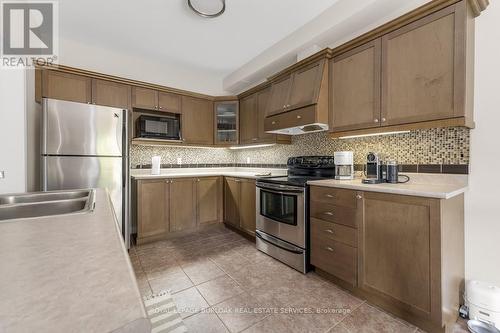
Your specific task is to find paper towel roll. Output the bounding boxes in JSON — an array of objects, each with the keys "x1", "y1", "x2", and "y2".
[{"x1": 151, "y1": 156, "x2": 161, "y2": 175}]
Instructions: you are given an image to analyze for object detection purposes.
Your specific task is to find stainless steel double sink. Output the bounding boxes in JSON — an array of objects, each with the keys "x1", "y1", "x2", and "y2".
[{"x1": 0, "y1": 189, "x2": 96, "y2": 221}]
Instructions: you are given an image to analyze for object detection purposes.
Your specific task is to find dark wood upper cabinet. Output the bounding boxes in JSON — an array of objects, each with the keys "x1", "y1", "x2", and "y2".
[
  {"x1": 266, "y1": 59, "x2": 327, "y2": 116},
  {"x1": 381, "y1": 2, "x2": 472, "y2": 126},
  {"x1": 92, "y1": 79, "x2": 131, "y2": 109},
  {"x1": 158, "y1": 92, "x2": 181, "y2": 114},
  {"x1": 239, "y1": 94, "x2": 258, "y2": 144},
  {"x1": 181, "y1": 96, "x2": 214, "y2": 145},
  {"x1": 266, "y1": 75, "x2": 292, "y2": 116},
  {"x1": 214, "y1": 101, "x2": 239, "y2": 145},
  {"x1": 132, "y1": 87, "x2": 158, "y2": 110},
  {"x1": 256, "y1": 87, "x2": 275, "y2": 142},
  {"x1": 287, "y1": 59, "x2": 326, "y2": 110},
  {"x1": 329, "y1": 39, "x2": 382, "y2": 132},
  {"x1": 42, "y1": 71, "x2": 92, "y2": 104}
]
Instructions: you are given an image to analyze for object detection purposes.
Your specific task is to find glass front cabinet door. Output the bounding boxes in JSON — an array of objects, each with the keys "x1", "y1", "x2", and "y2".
[{"x1": 214, "y1": 101, "x2": 239, "y2": 145}]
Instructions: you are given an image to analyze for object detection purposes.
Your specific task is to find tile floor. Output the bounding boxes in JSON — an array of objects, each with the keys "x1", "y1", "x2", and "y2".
[{"x1": 129, "y1": 225, "x2": 468, "y2": 333}]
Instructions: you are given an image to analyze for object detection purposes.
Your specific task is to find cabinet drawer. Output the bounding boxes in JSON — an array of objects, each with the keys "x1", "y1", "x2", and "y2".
[
  {"x1": 310, "y1": 201, "x2": 357, "y2": 228},
  {"x1": 264, "y1": 106, "x2": 316, "y2": 132},
  {"x1": 310, "y1": 186, "x2": 357, "y2": 208},
  {"x1": 311, "y1": 217, "x2": 357, "y2": 247},
  {"x1": 311, "y1": 234, "x2": 357, "y2": 285}
]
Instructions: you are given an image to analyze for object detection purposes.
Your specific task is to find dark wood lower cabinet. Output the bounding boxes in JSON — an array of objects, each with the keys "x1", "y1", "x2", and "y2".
[
  {"x1": 135, "y1": 176, "x2": 223, "y2": 244},
  {"x1": 239, "y1": 179, "x2": 256, "y2": 235},
  {"x1": 196, "y1": 177, "x2": 222, "y2": 226},
  {"x1": 169, "y1": 178, "x2": 196, "y2": 232},
  {"x1": 223, "y1": 177, "x2": 256, "y2": 237},
  {"x1": 136, "y1": 179, "x2": 169, "y2": 243},
  {"x1": 310, "y1": 186, "x2": 464, "y2": 333}
]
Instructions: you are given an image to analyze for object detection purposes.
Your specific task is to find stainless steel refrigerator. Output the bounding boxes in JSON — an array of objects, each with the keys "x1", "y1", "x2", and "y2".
[{"x1": 41, "y1": 98, "x2": 130, "y2": 248}]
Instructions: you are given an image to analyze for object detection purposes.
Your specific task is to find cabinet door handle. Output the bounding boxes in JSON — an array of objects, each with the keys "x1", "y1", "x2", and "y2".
[
  {"x1": 374, "y1": 118, "x2": 379, "y2": 123},
  {"x1": 271, "y1": 121, "x2": 276, "y2": 125},
  {"x1": 325, "y1": 229, "x2": 334, "y2": 234},
  {"x1": 159, "y1": 106, "x2": 163, "y2": 110},
  {"x1": 325, "y1": 194, "x2": 334, "y2": 198},
  {"x1": 356, "y1": 194, "x2": 362, "y2": 199},
  {"x1": 252, "y1": 138, "x2": 257, "y2": 141},
  {"x1": 381, "y1": 117, "x2": 386, "y2": 122},
  {"x1": 297, "y1": 115, "x2": 302, "y2": 119},
  {"x1": 325, "y1": 247, "x2": 334, "y2": 252},
  {"x1": 283, "y1": 105, "x2": 286, "y2": 109},
  {"x1": 324, "y1": 211, "x2": 334, "y2": 216}
]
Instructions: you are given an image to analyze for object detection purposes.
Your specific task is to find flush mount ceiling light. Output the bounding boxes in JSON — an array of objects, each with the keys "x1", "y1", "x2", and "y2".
[{"x1": 188, "y1": 0, "x2": 225, "y2": 18}]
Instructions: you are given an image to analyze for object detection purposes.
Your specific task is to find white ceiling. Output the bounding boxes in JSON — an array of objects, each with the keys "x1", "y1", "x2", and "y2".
[
  {"x1": 59, "y1": 0, "x2": 432, "y2": 95},
  {"x1": 59, "y1": 0, "x2": 338, "y2": 93}
]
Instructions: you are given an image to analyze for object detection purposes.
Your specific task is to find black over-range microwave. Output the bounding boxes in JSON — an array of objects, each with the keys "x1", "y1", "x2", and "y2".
[{"x1": 136, "y1": 114, "x2": 181, "y2": 140}]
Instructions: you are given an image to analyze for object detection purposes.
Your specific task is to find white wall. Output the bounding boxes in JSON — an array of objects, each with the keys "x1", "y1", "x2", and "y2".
[
  {"x1": 0, "y1": 69, "x2": 27, "y2": 194},
  {"x1": 465, "y1": 2, "x2": 500, "y2": 286}
]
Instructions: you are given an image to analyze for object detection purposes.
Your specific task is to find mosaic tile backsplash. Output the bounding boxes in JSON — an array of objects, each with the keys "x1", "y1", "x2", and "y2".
[{"x1": 131, "y1": 127, "x2": 469, "y2": 167}]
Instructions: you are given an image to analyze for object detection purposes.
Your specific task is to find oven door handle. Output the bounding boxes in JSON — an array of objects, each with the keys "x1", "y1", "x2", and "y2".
[
  {"x1": 255, "y1": 230, "x2": 304, "y2": 254},
  {"x1": 257, "y1": 187, "x2": 304, "y2": 196},
  {"x1": 256, "y1": 182, "x2": 304, "y2": 193}
]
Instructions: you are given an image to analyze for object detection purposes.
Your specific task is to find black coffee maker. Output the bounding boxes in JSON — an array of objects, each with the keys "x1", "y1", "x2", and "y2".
[{"x1": 362, "y1": 152, "x2": 385, "y2": 184}]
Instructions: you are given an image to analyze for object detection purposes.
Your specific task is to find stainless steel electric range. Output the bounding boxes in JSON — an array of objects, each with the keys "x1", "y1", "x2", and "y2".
[{"x1": 255, "y1": 156, "x2": 335, "y2": 273}]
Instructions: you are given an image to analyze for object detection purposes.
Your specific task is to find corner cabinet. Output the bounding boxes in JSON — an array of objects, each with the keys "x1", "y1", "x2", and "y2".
[
  {"x1": 134, "y1": 176, "x2": 222, "y2": 244},
  {"x1": 181, "y1": 96, "x2": 214, "y2": 145},
  {"x1": 309, "y1": 185, "x2": 465, "y2": 333},
  {"x1": 214, "y1": 101, "x2": 239, "y2": 145},
  {"x1": 329, "y1": 1, "x2": 475, "y2": 136}
]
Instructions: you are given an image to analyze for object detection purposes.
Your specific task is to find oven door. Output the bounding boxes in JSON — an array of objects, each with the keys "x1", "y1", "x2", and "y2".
[{"x1": 256, "y1": 182, "x2": 306, "y2": 248}]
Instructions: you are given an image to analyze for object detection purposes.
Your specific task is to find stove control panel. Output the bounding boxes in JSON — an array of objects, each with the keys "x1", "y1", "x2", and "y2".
[{"x1": 287, "y1": 156, "x2": 335, "y2": 169}]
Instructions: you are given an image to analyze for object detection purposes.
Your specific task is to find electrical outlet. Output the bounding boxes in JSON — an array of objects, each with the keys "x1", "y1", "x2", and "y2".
[
  {"x1": 0, "y1": 171, "x2": 4, "y2": 179},
  {"x1": 177, "y1": 157, "x2": 182, "y2": 165},
  {"x1": 246, "y1": 157, "x2": 251, "y2": 164}
]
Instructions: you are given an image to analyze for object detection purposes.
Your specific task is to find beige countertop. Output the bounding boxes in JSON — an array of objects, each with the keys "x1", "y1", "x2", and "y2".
[
  {"x1": 307, "y1": 173, "x2": 468, "y2": 199},
  {"x1": 130, "y1": 167, "x2": 288, "y2": 180},
  {"x1": 0, "y1": 189, "x2": 150, "y2": 333}
]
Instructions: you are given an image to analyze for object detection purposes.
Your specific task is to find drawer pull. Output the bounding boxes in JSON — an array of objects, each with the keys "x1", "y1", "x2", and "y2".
[
  {"x1": 272, "y1": 121, "x2": 276, "y2": 125},
  {"x1": 324, "y1": 211, "x2": 334, "y2": 216},
  {"x1": 324, "y1": 229, "x2": 334, "y2": 234},
  {"x1": 325, "y1": 194, "x2": 335, "y2": 198},
  {"x1": 325, "y1": 247, "x2": 334, "y2": 252}
]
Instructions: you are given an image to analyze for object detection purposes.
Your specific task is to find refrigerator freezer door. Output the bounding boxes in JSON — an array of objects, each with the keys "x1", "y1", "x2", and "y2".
[
  {"x1": 42, "y1": 156, "x2": 123, "y2": 231},
  {"x1": 42, "y1": 99, "x2": 123, "y2": 156}
]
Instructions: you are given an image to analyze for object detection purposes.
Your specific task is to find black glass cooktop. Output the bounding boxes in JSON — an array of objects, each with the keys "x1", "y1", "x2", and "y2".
[
  {"x1": 258, "y1": 156, "x2": 336, "y2": 187},
  {"x1": 259, "y1": 175, "x2": 335, "y2": 187}
]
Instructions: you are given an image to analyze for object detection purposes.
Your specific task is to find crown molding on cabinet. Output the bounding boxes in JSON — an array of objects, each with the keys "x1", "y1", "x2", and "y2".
[{"x1": 35, "y1": 63, "x2": 237, "y2": 101}]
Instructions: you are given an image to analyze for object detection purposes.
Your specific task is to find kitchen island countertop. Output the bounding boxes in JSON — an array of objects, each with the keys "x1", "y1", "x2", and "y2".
[{"x1": 0, "y1": 189, "x2": 150, "y2": 333}]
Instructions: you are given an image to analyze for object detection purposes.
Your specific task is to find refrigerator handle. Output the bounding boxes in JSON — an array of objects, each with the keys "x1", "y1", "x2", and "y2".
[
  {"x1": 123, "y1": 109, "x2": 131, "y2": 248},
  {"x1": 41, "y1": 99, "x2": 48, "y2": 191}
]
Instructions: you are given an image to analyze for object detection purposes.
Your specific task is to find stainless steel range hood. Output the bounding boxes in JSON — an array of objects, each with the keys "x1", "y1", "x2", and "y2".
[{"x1": 266, "y1": 122, "x2": 329, "y2": 135}]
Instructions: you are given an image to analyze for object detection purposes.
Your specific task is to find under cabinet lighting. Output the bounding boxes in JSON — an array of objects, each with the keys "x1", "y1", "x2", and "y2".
[
  {"x1": 338, "y1": 130, "x2": 410, "y2": 139},
  {"x1": 229, "y1": 144, "x2": 276, "y2": 150}
]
